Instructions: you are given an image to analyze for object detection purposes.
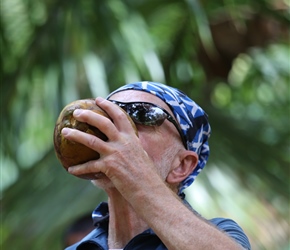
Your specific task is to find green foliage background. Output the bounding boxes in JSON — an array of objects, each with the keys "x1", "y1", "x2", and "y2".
[{"x1": 1, "y1": 0, "x2": 289, "y2": 249}]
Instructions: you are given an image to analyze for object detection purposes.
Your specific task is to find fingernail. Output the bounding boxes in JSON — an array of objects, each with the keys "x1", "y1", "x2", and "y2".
[
  {"x1": 61, "y1": 127, "x2": 70, "y2": 136},
  {"x1": 68, "y1": 166, "x2": 76, "y2": 173},
  {"x1": 73, "y1": 109, "x2": 82, "y2": 116},
  {"x1": 95, "y1": 97, "x2": 104, "y2": 103}
]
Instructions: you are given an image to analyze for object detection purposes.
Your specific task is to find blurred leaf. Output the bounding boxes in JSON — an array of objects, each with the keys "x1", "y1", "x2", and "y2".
[{"x1": 1, "y1": 0, "x2": 289, "y2": 249}]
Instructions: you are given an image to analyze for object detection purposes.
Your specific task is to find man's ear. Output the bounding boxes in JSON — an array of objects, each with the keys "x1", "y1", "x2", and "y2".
[{"x1": 166, "y1": 151, "x2": 198, "y2": 185}]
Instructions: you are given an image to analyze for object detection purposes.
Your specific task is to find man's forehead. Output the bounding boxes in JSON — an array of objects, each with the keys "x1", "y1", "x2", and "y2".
[{"x1": 109, "y1": 90, "x2": 173, "y2": 114}]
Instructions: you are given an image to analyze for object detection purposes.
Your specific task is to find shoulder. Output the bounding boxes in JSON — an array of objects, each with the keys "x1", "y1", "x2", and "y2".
[
  {"x1": 209, "y1": 217, "x2": 251, "y2": 250},
  {"x1": 182, "y1": 197, "x2": 251, "y2": 249}
]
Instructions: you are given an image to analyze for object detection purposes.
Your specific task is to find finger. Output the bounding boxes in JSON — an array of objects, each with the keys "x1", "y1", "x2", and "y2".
[
  {"x1": 68, "y1": 160, "x2": 103, "y2": 176},
  {"x1": 61, "y1": 127, "x2": 109, "y2": 154},
  {"x1": 72, "y1": 108, "x2": 119, "y2": 141},
  {"x1": 95, "y1": 97, "x2": 136, "y2": 135}
]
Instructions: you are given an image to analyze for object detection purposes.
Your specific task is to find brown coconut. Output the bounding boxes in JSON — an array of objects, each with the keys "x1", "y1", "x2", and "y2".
[{"x1": 53, "y1": 98, "x2": 137, "y2": 179}]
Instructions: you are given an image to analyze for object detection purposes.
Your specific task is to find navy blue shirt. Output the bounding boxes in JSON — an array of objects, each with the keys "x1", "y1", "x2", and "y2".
[{"x1": 66, "y1": 201, "x2": 251, "y2": 250}]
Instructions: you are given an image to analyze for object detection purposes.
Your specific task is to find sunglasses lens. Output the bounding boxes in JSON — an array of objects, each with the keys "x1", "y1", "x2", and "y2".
[
  {"x1": 111, "y1": 100, "x2": 186, "y2": 148},
  {"x1": 127, "y1": 104, "x2": 167, "y2": 126},
  {"x1": 112, "y1": 100, "x2": 169, "y2": 126}
]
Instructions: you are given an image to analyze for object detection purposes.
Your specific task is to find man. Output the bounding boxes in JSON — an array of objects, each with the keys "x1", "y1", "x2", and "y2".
[{"x1": 62, "y1": 81, "x2": 251, "y2": 250}]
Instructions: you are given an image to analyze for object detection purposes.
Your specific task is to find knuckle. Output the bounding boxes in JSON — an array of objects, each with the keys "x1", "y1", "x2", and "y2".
[
  {"x1": 115, "y1": 112, "x2": 126, "y2": 121},
  {"x1": 101, "y1": 117, "x2": 112, "y2": 127},
  {"x1": 80, "y1": 110, "x2": 91, "y2": 122},
  {"x1": 87, "y1": 135, "x2": 99, "y2": 148},
  {"x1": 103, "y1": 155, "x2": 116, "y2": 169}
]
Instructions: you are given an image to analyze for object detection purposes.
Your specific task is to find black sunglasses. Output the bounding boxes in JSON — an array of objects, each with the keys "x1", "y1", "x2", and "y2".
[{"x1": 110, "y1": 100, "x2": 186, "y2": 148}]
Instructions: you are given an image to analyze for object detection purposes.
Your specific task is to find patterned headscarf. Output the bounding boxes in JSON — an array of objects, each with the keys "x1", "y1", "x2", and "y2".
[{"x1": 107, "y1": 81, "x2": 211, "y2": 193}]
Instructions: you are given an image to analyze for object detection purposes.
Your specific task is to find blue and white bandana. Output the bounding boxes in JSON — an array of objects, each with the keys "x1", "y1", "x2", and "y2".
[{"x1": 107, "y1": 81, "x2": 211, "y2": 192}]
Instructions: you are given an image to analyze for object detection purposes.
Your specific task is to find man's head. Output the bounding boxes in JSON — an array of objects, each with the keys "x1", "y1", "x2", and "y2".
[{"x1": 107, "y1": 81, "x2": 211, "y2": 193}]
